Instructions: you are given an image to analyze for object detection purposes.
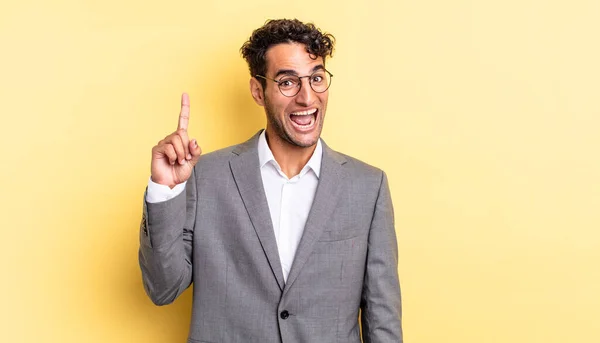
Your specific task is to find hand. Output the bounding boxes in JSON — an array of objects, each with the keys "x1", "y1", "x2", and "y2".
[{"x1": 150, "y1": 93, "x2": 202, "y2": 188}]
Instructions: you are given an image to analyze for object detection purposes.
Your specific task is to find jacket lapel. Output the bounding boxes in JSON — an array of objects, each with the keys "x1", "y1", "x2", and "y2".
[
  {"x1": 283, "y1": 142, "x2": 347, "y2": 294},
  {"x1": 229, "y1": 132, "x2": 286, "y2": 291}
]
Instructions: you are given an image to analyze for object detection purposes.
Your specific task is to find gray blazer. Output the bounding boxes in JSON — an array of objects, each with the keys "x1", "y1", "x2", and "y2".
[{"x1": 139, "y1": 131, "x2": 402, "y2": 343}]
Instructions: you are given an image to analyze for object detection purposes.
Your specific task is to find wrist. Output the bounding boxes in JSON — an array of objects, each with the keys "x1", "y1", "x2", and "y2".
[{"x1": 150, "y1": 176, "x2": 176, "y2": 189}]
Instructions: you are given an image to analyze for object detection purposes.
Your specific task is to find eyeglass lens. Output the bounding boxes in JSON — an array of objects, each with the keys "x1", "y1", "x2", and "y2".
[{"x1": 277, "y1": 70, "x2": 331, "y2": 96}]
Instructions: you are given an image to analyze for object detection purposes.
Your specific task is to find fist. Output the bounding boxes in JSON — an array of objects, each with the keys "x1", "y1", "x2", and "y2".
[{"x1": 150, "y1": 93, "x2": 202, "y2": 188}]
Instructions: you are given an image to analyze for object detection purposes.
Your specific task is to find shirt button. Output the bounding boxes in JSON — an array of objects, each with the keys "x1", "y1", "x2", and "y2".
[{"x1": 280, "y1": 310, "x2": 289, "y2": 320}]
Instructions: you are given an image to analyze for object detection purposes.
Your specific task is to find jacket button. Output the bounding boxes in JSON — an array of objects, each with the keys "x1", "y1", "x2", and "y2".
[{"x1": 280, "y1": 310, "x2": 289, "y2": 320}]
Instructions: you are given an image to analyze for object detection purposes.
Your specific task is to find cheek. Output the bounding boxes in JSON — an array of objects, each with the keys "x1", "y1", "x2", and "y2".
[
  {"x1": 318, "y1": 92, "x2": 329, "y2": 104},
  {"x1": 271, "y1": 98, "x2": 292, "y2": 115},
  {"x1": 265, "y1": 96, "x2": 289, "y2": 117}
]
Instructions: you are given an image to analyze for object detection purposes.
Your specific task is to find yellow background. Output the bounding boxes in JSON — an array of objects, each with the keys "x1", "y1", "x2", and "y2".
[{"x1": 1, "y1": 0, "x2": 599, "y2": 342}]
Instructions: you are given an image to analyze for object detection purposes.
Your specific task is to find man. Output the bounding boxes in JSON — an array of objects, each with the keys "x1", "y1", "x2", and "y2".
[{"x1": 139, "y1": 19, "x2": 402, "y2": 343}]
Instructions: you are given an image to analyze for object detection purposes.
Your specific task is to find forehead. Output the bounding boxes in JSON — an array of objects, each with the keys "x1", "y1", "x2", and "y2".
[{"x1": 264, "y1": 42, "x2": 324, "y2": 76}]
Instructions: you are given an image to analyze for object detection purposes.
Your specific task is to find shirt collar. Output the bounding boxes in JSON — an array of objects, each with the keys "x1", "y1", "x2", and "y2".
[{"x1": 258, "y1": 130, "x2": 322, "y2": 178}]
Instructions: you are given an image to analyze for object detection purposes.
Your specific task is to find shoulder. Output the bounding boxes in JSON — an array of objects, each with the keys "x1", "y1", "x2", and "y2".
[
  {"x1": 199, "y1": 144, "x2": 239, "y2": 162},
  {"x1": 327, "y1": 146, "x2": 386, "y2": 187},
  {"x1": 191, "y1": 141, "x2": 248, "y2": 176}
]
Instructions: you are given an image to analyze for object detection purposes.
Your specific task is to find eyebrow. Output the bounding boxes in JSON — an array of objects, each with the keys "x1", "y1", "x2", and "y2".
[{"x1": 273, "y1": 64, "x2": 325, "y2": 79}]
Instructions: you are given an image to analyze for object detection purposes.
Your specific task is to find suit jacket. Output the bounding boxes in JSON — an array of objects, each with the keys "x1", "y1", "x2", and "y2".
[{"x1": 139, "y1": 131, "x2": 402, "y2": 343}]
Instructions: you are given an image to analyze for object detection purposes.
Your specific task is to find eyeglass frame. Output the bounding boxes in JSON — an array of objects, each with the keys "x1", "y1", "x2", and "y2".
[{"x1": 255, "y1": 68, "x2": 334, "y2": 97}]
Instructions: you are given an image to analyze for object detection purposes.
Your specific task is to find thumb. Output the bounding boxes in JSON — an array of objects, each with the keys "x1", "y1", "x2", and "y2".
[{"x1": 188, "y1": 139, "x2": 202, "y2": 166}]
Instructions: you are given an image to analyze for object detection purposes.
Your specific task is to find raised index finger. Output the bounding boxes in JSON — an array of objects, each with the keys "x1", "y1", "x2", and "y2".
[{"x1": 178, "y1": 93, "x2": 190, "y2": 130}]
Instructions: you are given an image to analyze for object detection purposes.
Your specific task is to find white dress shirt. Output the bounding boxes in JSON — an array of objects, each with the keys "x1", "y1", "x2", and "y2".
[{"x1": 146, "y1": 131, "x2": 323, "y2": 282}]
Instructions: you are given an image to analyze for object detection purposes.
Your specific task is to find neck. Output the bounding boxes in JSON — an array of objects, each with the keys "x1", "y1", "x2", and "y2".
[{"x1": 264, "y1": 129, "x2": 317, "y2": 179}]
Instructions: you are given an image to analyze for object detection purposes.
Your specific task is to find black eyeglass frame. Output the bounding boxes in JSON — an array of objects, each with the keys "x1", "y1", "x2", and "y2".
[{"x1": 255, "y1": 69, "x2": 334, "y2": 97}]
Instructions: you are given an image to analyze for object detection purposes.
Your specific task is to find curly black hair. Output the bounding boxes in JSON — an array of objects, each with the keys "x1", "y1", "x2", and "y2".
[{"x1": 240, "y1": 19, "x2": 335, "y2": 87}]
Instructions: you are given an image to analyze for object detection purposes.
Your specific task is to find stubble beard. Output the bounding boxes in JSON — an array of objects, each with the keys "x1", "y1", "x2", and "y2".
[{"x1": 264, "y1": 96, "x2": 322, "y2": 149}]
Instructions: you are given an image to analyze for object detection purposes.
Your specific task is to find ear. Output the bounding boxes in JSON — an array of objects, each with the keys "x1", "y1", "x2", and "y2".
[{"x1": 250, "y1": 77, "x2": 265, "y2": 107}]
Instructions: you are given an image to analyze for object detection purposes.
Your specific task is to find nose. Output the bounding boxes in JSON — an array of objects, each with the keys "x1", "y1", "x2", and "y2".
[{"x1": 294, "y1": 77, "x2": 317, "y2": 106}]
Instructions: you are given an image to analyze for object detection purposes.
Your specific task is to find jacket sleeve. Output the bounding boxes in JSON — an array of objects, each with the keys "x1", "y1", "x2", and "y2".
[
  {"x1": 360, "y1": 171, "x2": 403, "y2": 342},
  {"x1": 138, "y1": 168, "x2": 197, "y2": 306}
]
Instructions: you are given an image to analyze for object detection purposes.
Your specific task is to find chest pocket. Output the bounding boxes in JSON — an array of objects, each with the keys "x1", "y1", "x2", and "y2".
[{"x1": 318, "y1": 225, "x2": 365, "y2": 242}]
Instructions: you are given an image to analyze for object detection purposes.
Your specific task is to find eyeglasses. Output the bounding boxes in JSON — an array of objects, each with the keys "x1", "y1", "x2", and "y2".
[{"x1": 255, "y1": 69, "x2": 333, "y2": 97}]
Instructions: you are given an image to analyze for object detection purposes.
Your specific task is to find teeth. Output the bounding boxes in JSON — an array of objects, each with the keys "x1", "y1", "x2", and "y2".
[{"x1": 290, "y1": 108, "x2": 317, "y2": 116}]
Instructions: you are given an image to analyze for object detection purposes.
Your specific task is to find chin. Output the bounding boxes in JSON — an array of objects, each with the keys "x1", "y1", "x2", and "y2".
[{"x1": 288, "y1": 133, "x2": 320, "y2": 148}]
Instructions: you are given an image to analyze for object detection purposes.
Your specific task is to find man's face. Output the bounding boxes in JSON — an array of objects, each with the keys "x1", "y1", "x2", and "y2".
[{"x1": 258, "y1": 43, "x2": 329, "y2": 148}]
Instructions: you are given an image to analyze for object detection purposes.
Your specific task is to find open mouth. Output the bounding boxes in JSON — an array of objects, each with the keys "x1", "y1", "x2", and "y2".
[{"x1": 289, "y1": 108, "x2": 318, "y2": 131}]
